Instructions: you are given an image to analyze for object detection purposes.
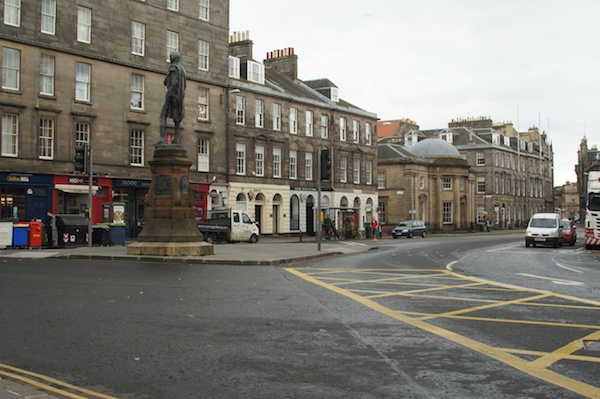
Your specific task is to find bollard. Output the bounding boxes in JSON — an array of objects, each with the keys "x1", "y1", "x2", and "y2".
[{"x1": 299, "y1": 230, "x2": 303, "y2": 242}]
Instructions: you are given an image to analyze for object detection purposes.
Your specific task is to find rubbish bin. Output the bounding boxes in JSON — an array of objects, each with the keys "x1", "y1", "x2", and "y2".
[
  {"x1": 92, "y1": 225, "x2": 110, "y2": 246},
  {"x1": 107, "y1": 223, "x2": 126, "y2": 245},
  {"x1": 28, "y1": 221, "x2": 43, "y2": 248},
  {"x1": 0, "y1": 222, "x2": 12, "y2": 249},
  {"x1": 51, "y1": 215, "x2": 88, "y2": 248},
  {"x1": 12, "y1": 224, "x2": 29, "y2": 248}
]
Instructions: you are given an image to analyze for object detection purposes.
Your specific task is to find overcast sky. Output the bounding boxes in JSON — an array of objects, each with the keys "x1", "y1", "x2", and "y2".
[{"x1": 230, "y1": 0, "x2": 600, "y2": 186}]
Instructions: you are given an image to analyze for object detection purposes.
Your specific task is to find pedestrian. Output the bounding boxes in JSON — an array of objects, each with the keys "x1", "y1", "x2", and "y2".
[
  {"x1": 371, "y1": 218, "x2": 378, "y2": 240},
  {"x1": 486, "y1": 219, "x2": 491, "y2": 232}
]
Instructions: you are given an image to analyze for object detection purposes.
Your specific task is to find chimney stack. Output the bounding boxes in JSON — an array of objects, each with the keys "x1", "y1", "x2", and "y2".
[
  {"x1": 264, "y1": 47, "x2": 298, "y2": 81},
  {"x1": 229, "y1": 31, "x2": 253, "y2": 59}
]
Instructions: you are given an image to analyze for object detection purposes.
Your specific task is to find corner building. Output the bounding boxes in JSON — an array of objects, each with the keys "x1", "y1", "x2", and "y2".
[
  {"x1": 0, "y1": 0, "x2": 229, "y2": 236},
  {"x1": 226, "y1": 32, "x2": 378, "y2": 237}
]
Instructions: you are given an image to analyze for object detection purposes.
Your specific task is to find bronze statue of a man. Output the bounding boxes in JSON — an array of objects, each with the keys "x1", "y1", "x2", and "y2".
[{"x1": 156, "y1": 51, "x2": 187, "y2": 145}]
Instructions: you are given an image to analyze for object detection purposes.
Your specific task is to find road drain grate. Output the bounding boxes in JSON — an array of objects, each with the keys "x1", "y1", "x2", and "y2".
[{"x1": 582, "y1": 340, "x2": 600, "y2": 351}]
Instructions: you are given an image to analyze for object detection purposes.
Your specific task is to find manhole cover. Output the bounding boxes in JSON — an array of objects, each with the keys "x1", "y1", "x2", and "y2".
[{"x1": 583, "y1": 340, "x2": 600, "y2": 351}]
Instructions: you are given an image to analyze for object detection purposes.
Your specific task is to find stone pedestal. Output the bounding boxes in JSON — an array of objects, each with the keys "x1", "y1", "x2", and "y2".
[{"x1": 127, "y1": 145, "x2": 214, "y2": 256}]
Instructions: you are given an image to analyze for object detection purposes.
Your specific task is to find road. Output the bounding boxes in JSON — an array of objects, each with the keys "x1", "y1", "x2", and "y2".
[{"x1": 0, "y1": 233, "x2": 599, "y2": 398}]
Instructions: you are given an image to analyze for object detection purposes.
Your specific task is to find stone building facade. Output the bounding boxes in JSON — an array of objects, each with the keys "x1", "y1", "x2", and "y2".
[
  {"x1": 575, "y1": 136, "x2": 600, "y2": 218},
  {"x1": 226, "y1": 33, "x2": 378, "y2": 236},
  {"x1": 378, "y1": 116, "x2": 554, "y2": 230}
]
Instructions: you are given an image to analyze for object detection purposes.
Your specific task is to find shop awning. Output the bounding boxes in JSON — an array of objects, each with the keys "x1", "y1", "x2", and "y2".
[{"x1": 55, "y1": 184, "x2": 99, "y2": 194}]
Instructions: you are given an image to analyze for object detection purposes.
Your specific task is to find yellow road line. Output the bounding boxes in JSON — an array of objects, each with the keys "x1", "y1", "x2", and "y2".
[
  {"x1": 530, "y1": 329, "x2": 600, "y2": 368},
  {"x1": 286, "y1": 268, "x2": 600, "y2": 399},
  {"x1": 0, "y1": 363, "x2": 117, "y2": 399}
]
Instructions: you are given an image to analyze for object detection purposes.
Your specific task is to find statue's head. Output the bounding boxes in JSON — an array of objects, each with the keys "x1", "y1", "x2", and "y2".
[{"x1": 169, "y1": 51, "x2": 181, "y2": 63}]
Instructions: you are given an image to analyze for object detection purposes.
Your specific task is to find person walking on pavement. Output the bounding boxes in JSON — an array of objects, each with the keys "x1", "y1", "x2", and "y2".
[{"x1": 371, "y1": 218, "x2": 379, "y2": 241}]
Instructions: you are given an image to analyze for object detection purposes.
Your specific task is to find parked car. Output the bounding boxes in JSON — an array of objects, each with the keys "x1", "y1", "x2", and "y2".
[
  {"x1": 561, "y1": 218, "x2": 577, "y2": 246},
  {"x1": 525, "y1": 213, "x2": 563, "y2": 248},
  {"x1": 392, "y1": 220, "x2": 427, "y2": 239}
]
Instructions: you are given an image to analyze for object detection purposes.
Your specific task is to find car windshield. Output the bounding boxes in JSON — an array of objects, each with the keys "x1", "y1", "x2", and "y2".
[
  {"x1": 530, "y1": 218, "x2": 557, "y2": 228},
  {"x1": 397, "y1": 221, "x2": 411, "y2": 227},
  {"x1": 561, "y1": 221, "x2": 571, "y2": 229}
]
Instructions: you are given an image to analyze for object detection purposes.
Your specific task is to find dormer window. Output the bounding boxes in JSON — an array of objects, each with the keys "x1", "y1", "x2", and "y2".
[
  {"x1": 492, "y1": 133, "x2": 501, "y2": 145},
  {"x1": 330, "y1": 87, "x2": 339, "y2": 102},
  {"x1": 228, "y1": 56, "x2": 240, "y2": 79},
  {"x1": 405, "y1": 131, "x2": 418, "y2": 147},
  {"x1": 503, "y1": 135, "x2": 510, "y2": 146},
  {"x1": 247, "y1": 61, "x2": 264, "y2": 84},
  {"x1": 439, "y1": 132, "x2": 453, "y2": 143}
]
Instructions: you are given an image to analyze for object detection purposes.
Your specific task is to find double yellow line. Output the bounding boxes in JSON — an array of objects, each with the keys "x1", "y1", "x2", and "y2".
[{"x1": 0, "y1": 363, "x2": 117, "y2": 399}]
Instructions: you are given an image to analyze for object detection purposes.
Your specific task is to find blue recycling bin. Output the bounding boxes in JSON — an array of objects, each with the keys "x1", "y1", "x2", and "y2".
[
  {"x1": 107, "y1": 223, "x2": 126, "y2": 245},
  {"x1": 12, "y1": 224, "x2": 29, "y2": 247}
]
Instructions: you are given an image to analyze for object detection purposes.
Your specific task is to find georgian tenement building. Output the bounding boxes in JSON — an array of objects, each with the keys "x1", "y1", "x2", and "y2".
[
  {"x1": 227, "y1": 32, "x2": 378, "y2": 236},
  {"x1": 377, "y1": 116, "x2": 554, "y2": 230},
  {"x1": 575, "y1": 137, "x2": 600, "y2": 218},
  {"x1": 0, "y1": 0, "x2": 230, "y2": 236}
]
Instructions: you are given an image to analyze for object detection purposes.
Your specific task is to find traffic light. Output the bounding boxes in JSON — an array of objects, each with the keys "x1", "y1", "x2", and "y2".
[
  {"x1": 74, "y1": 143, "x2": 88, "y2": 173},
  {"x1": 320, "y1": 148, "x2": 331, "y2": 181}
]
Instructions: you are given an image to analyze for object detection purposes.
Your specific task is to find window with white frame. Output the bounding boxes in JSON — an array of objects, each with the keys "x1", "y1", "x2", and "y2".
[
  {"x1": 331, "y1": 87, "x2": 339, "y2": 102},
  {"x1": 305, "y1": 152, "x2": 313, "y2": 180},
  {"x1": 75, "y1": 122, "x2": 90, "y2": 146},
  {"x1": 199, "y1": 0, "x2": 209, "y2": 21},
  {"x1": 247, "y1": 61, "x2": 264, "y2": 84},
  {"x1": 2, "y1": 47, "x2": 20, "y2": 91},
  {"x1": 1, "y1": 113, "x2": 18, "y2": 157},
  {"x1": 130, "y1": 74, "x2": 144, "y2": 110},
  {"x1": 198, "y1": 138, "x2": 209, "y2": 171},
  {"x1": 228, "y1": 56, "x2": 240, "y2": 79},
  {"x1": 340, "y1": 117, "x2": 346, "y2": 141},
  {"x1": 305, "y1": 111, "x2": 313, "y2": 136},
  {"x1": 166, "y1": 31, "x2": 178, "y2": 61},
  {"x1": 476, "y1": 205, "x2": 485, "y2": 224},
  {"x1": 365, "y1": 122, "x2": 372, "y2": 145},
  {"x1": 130, "y1": 129, "x2": 144, "y2": 166},
  {"x1": 40, "y1": 55, "x2": 54, "y2": 96},
  {"x1": 379, "y1": 201, "x2": 387, "y2": 224},
  {"x1": 366, "y1": 159, "x2": 373, "y2": 185},
  {"x1": 198, "y1": 87, "x2": 209, "y2": 120},
  {"x1": 289, "y1": 149, "x2": 297, "y2": 179},
  {"x1": 503, "y1": 135, "x2": 510, "y2": 146},
  {"x1": 167, "y1": 0, "x2": 179, "y2": 11},
  {"x1": 77, "y1": 6, "x2": 91, "y2": 43},
  {"x1": 352, "y1": 120, "x2": 359, "y2": 143},
  {"x1": 273, "y1": 147, "x2": 282, "y2": 178},
  {"x1": 353, "y1": 157, "x2": 360, "y2": 183},
  {"x1": 41, "y1": 0, "x2": 55, "y2": 34},
  {"x1": 198, "y1": 39, "x2": 209, "y2": 70},
  {"x1": 320, "y1": 114, "x2": 328, "y2": 138},
  {"x1": 440, "y1": 132, "x2": 453, "y2": 143},
  {"x1": 236, "y1": 143, "x2": 246, "y2": 175},
  {"x1": 255, "y1": 145, "x2": 264, "y2": 176},
  {"x1": 492, "y1": 133, "x2": 501, "y2": 145},
  {"x1": 419, "y1": 175, "x2": 425, "y2": 189},
  {"x1": 272, "y1": 103, "x2": 281, "y2": 131},
  {"x1": 4, "y1": 0, "x2": 21, "y2": 27},
  {"x1": 340, "y1": 156, "x2": 347, "y2": 182},
  {"x1": 476, "y1": 152, "x2": 485, "y2": 166},
  {"x1": 443, "y1": 176, "x2": 452, "y2": 190},
  {"x1": 290, "y1": 108, "x2": 297, "y2": 134},
  {"x1": 131, "y1": 21, "x2": 145, "y2": 56},
  {"x1": 235, "y1": 96, "x2": 245, "y2": 125},
  {"x1": 75, "y1": 62, "x2": 91, "y2": 102},
  {"x1": 39, "y1": 118, "x2": 54, "y2": 159},
  {"x1": 254, "y1": 100, "x2": 264, "y2": 128},
  {"x1": 443, "y1": 202, "x2": 453, "y2": 224},
  {"x1": 377, "y1": 172, "x2": 385, "y2": 189}
]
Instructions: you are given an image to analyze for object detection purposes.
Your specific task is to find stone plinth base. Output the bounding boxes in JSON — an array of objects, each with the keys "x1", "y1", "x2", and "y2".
[{"x1": 127, "y1": 241, "x2": 214, "y2": 257}]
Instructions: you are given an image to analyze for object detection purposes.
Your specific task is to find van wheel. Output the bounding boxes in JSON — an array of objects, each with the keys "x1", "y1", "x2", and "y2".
[
  {"x1": 248, "y1": 234, "x2": 259, "y2": 243},
  {"x1": 205, "y1": 234, "x2": 215, "y2": 244}
]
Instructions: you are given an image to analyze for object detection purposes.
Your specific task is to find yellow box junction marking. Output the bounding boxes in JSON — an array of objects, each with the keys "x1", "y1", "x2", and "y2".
[{"x1": 286, "y1": 267, "x2": 600, "y2": 399}]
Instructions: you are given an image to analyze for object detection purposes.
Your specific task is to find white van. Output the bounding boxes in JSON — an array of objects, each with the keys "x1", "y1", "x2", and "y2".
[{"x1": 525, "y1": 212, "x2": 563, "y2": 248}]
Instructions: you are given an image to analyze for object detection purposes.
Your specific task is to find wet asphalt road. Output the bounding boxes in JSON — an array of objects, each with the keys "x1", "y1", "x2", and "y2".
[{"x1": 1, "y1": 234, "x2": 598, "y2": 398}]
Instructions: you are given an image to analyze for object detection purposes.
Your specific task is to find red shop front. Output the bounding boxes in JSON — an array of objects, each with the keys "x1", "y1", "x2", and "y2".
[
  {"x1": 52, "y1": 175, "x2": 113, "y2": 224},
  {"x1": 190, "y1": 181, "x2": 209, "y2": 223}
]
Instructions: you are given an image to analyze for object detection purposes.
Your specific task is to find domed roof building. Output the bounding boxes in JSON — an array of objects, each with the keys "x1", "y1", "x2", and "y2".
[{"x1": 377, "y1": 137, "x2": 475, "y2": 233}]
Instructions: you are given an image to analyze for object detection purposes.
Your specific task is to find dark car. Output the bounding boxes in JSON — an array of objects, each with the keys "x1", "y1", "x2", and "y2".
[
  {"x1": 561, "y1": 218, "x2": 577, "y2": 246},
  {"x1": 392, "y1": 220, "x2": 427, "y2": 239}
]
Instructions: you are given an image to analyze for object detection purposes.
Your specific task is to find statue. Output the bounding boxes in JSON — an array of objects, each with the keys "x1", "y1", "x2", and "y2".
[{"x1": 156, "y1": 51, "x2": 187, "y2": 145}]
